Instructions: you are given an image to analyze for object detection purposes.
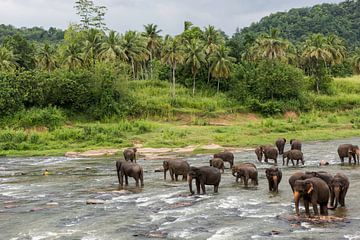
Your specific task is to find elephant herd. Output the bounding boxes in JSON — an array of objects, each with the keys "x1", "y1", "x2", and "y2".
[{"x1": 115, "y1": 140, "x2": 359, "y2": 217}]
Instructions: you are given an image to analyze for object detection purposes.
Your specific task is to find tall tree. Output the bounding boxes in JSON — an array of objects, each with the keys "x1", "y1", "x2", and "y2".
[
  {"x1": 83, "y1": 29, "x2": 103, "y2": 67},
  {"x1": 161, "y1": 37, "x2": 184, "y2": 97},
  {"x1": 210, "y1": 45, "x2": 235, "y2": 93},
  {"x1": 184, "y1": 39, "x2": 205, "y2": 95},
  {"x1": 203, "y1": 25, "x2": 223, "y2": 83},
  {"x1": 36, "y1": 44, "x2": 56, "y2": 72},
  {"x1": 74, "y1": 0, "x2": 108, "y2": 30},
  {"x1": 3, "y1": 34, "x2": 36, "y2": 70},
  {"x1": 143, "y1": 24, "x2": 162, "y2": 79},
  {"x1": 352, "y1": 49, "x2": 360, "y2": 74},
  {"x1": 100, "y1": 30, "x2": 127, "y2": 62},
  {"x1": 62, "y1": 43, "x2": 83, "y2": 70},
  {"x1": 0, "y1": 46, "x2": 17, "y2": 72}
]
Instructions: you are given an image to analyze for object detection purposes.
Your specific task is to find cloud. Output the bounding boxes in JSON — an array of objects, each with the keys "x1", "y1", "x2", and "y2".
[{"x1": 0, "y1": 0, "x2": 343, "y2": 35}]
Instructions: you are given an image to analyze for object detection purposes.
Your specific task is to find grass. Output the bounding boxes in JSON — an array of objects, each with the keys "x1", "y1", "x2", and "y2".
[{"x1": 1, "y1": 109, "x2": 360, "y2": 157}]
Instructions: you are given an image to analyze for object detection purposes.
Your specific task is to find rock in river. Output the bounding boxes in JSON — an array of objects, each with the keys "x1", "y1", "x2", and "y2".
[{"x1": 86, "y1": 199, "x2": 106, "y2": 205}]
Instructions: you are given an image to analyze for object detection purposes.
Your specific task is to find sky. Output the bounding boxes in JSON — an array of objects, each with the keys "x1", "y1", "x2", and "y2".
[{"x1": 0, "y1": 0, "x2": 343, "y2": 35}]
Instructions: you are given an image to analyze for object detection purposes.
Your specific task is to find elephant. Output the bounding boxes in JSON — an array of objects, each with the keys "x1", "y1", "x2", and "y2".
[
  {"x1": 275, "y1": 138, "x2": 286, "y2": 155},
  {"x1": 123, "y1": 148, "x2": 137, "y2": 163},
  {"x1": 290, "y1": 139, "x2": 302, "y2": 151},
  {"x1": 328, "y1": 173, "x2": 349, "y2": 209},
  {"x1": 232, "y1": 163, "x2": 258, "y2": 187},
  {"x1": 116, "y1": 161, "x2": 144, "y2": 187},
  {"x1": 214, "y1": 151, "x2": 234, "y2": 168},
  {"x1": 262, "y1": 145, "x2": 278, "y2": 164},
  {"x1": 337, "y1": 144, "x2": 360, "y2": 164},
  {"x1": 163, "y1": 159, "x2": 190, "y2": 181},
  {"x1": 265, "y1": 166, "x2": 282, "y2": 193},
  {"x1": 293, "y1": 177, "x2": 330, "y2": 216},
  {"x1": 283, "y1": 150, "x2": 304, "y2": 166},
  {"x1": 255, "y1": 146, "x2": 263, "y2": 162},
  {"x1": 209, "y1": 158, "x2": 225, "y2": 173},
  {"x1": 288, "y1": 172, "x2": 310, "y2": 192},
  {"x1": 289, "y1": 171, "x2": 332, "y2": 192},
  {"x1": 188, "y1": 166, "x2": 221, "y2": 195}
]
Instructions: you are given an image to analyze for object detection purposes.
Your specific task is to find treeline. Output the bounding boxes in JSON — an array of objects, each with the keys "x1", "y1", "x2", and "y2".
[
  {"x1": 233, "y1": 0, "x2": 360, "y2": 51},
  {"x1": 0, "y1": 24, "x2": 64, "y2": 43},
  {"x1": 1, "y1": 1, "x2": 360, "y2": 122}
]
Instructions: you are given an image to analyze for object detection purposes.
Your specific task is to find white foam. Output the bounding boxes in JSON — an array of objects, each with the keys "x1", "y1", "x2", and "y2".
[
  {"x1": 207, "y1": 227, "x2": 238, "y2": 240},
  {"x1": 344, "y1": 232, "x2": 360, "y2": 240}
]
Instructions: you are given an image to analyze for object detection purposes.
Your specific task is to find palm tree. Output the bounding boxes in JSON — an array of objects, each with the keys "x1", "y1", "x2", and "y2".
[
  {"x1": 83, "y1": 29, "x2": 103, "y2": 67},
  {"x1": 203, "y1": 25, "x2": 223, "y2": 83},
  {"x1": 251, "y1": 28, "x2": 290, "y2": 62},
  {"x1": 121, "y1": 31, "x2": 148, "y2": 79},
  {"x1": 36, "y1": 44, "x2": 56, "y2": 72},
  {"x1": 352, "y1": 49, "x2": 360, "y2": 74},
  {"x1": 0, "y1": 46, "x2": 18, "y2": 72},
  {"x1": 143, "y1": 24, "x2": 162, "y2": 78},
  {"x1": 100, "y1": 30, "x2": 127, "y2": 62},
  {"x1": 161, "y1": 37, "x2": 184, "y2": 97},
  {"x1": 326, "y1": 34, "x2": 346, "y2": 65},
  {"x1": 62, "y1": 43, "x2": 83, "y2": 70},
  {"x1": 210, "y1": 45, "x2": 235, "y2": 93},
  {"x1": 301, "y1": 34, "x2": 334, "y2": 93},
  {"x1": 184, "y1": 39, "x2": 205, "y2": 95}
]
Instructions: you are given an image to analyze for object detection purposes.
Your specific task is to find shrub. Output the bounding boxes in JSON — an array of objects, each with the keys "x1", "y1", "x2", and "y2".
[{"x1": 0, "y1": 72, "x2": 24, "y2": 116}]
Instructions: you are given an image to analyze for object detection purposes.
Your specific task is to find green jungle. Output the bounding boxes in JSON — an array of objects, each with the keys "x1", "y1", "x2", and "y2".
[{"x1": 1, "y1": 0, "x2": 360, "y2": 156}]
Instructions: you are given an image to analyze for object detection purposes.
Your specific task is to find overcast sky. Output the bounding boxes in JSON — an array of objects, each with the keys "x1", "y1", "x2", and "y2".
[{"x1": 0, "y1": 0, "x2": 343, "y2": 35}]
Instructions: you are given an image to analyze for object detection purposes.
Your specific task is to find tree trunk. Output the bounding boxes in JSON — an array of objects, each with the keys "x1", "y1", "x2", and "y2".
[
  {"x1": 207, "y1": 62, "x2": 211, "y2": 84},
  {"x1": 217, "y1": 78, "x2": 220, "y2": 93},
  {"x1": 192, "y1": 72, "x2": 196, "y2": 96},
  {"x1": 172, "y1": 64, "x2": 176, "y2": 97},
  {"x1": 149, "y1": 54, "x2": 153, "y2": 80},
  {"x1": 131, "y1": 58, "x2": 135, "y2": 80}
]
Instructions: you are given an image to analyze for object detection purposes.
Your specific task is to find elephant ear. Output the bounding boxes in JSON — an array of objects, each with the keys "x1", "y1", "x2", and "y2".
[{"x1": 306, "y1": 182, "x2": 314, "y2": 194}]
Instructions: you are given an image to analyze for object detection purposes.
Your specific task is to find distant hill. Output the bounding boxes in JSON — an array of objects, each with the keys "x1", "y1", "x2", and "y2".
[
  {"x1": 234, "y1": 0, "x2": 360, "y2": 50},
  {"x1": 0, "y1": 24, "x2": 64, "y2": 43}
]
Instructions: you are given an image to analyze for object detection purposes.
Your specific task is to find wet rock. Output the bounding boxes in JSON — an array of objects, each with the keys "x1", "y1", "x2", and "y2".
[
  {"x1": 154, "y1": 168, "x2": 164, "y2": 172},
  {"x1": 4, "y1": 204, "x2": 19, "y2": 209},
  {"x1": 86, "y1": 199, "x2": 105, "y2": 205},
  {"x1": 46, "y1": 202, "x2": 59, "y2": 206},
  {"x1": 30, "y1": 207, "x2": 45, "y2": 212},
  {"x1": 280, "y1": 214, "x2": 347, "y2": 223},
  {"x1": 168, "y1": 201, "x2": 193, "y2": 209},
  {"x1": 145, "y1": 231, "x2": 168, "y2": 238}
]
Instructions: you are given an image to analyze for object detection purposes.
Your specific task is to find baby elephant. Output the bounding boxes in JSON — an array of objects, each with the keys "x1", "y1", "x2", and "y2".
[
  {"x1": 265, "y1": 166, "x2": 282, "y2": 193},
  {"x1": 116, "y1": 160, "x2": 144, "y2": 187},
  {"x1": 290, "y1": 139, "x2": 302, "y2": 151},
  {"x1": 123, "y1": 148, "x2": 137, "y2": 163},
  {"x1": 209, "y1": 158, "x2": 225, "y2": 173},
  {"x1": 283, "y1": 149, "x2": 304, "y2": 166},
  {"x1": 163, "y1": 159, "x2": 190, "y2": 181},
  {"x1": 232, "y1": 163, "x2": 258, "y2": 187},
  {"x1": 328, "y1": 173, "x2": 349, "y2": 209}
]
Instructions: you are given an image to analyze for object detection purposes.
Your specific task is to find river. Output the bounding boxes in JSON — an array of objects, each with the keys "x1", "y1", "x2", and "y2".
[{"x1": 1, "y1": 138, "x2": 360, "y2": 239}]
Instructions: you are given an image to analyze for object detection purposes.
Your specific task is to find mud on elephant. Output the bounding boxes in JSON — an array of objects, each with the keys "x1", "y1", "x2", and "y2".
[
  {"x1": 338, "y1": 144, "x2": 359, "y2": 164},
  {"x1": 265, "y1": 166, "x2": 282, "y2": 193},
  {"x1": 214, "y1": 151, "x2": 234, "y2": 168},
  {"x1": 293, "y1": 177, "x2": 330, "y2": 216},
  {"x1": 116, "y1": 160, "x2": 144, "y2": 187},
  {"x1": 188, "y1": 166, "x2": 221, "y2": 194},
  {"x1": 163, "y1": 159, "x2": 190, "y2": 181}
]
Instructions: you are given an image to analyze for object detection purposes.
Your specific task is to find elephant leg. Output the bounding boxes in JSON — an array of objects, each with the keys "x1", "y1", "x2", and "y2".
[
  {"x1": 175, "y1": 174, "x2": 179, "y2": 181},
  {"x1": 182, "y1": 175, "x2": 186, "y2": 181},
  {"x1": 320, "y1": 204, "x2": 328, "y2": 215},
  {"x1": 170, "y1": 169, "x2": 175, "y2": 181},
  {"x1": 312, "y1": 201, "x2": 319, "y2": 216},
  {"x1": 244, "y1": 176, "x2": 249, "y2": 187},
  {"x1": 200, "y1": 181, "x2": 206, "y2": 194},
  {"x1": 140, "y1": 170, "x2": 144, "y2": 187},
  {"x1": 214, "y1": 184, "x2": 219, "y2": 193},
  {"x1": 135, "y1": 177, "x2": 139, "y2": 187},
  {"x1": 236, "y1": 174, "x2": 239, "y2": 183},
  {"x1": 340, "y1": 157, "x2": 344, "y2": 164},
  {"x1": 304, "y1": 200, "x2": 310, "y2": 216},
  {"x1": 120, "y1": 172, "x2": 124, "y2": 186},
  {"x1": 291, "y1": 159, "x2": 295, "y2": 166},
  {"x1": 125, "y1": 175, "x2": 129, "y2": 186},
  {"x1": 341, "y1": 187, "x2": 348, "y2": 206},
  {"x1": 117, "y1": 169, "x2": 121, "y2": 184},
  {"x1": 268, "y1": 180, "x2": 272, "y2": 191},
  {"x1": 330, "y1": 189, "x2": 335, "y2": 207},
  {"x1": 195, "y1": 179, "x2": 201, "y2": 194}
]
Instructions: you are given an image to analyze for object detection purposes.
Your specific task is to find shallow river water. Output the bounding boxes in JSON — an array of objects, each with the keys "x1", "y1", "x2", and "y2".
[{"x1": 1, "y1": 138, "x2": 360, "y2": 239}]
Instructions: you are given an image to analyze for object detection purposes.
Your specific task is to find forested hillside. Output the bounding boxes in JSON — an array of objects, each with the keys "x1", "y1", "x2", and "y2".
[
  {"x1": 0, "y1": 24, "x2": 64, "y2": 43},
  {"x1": 231, "y1": 0, "x2": 360, "y2": 54}
]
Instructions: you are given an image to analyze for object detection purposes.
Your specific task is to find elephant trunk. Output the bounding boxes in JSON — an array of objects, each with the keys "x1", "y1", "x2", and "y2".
[
  {"x1": 188, "y1": 175, "x2": 194, "y2": 195},
  {"x1": 294, "y1": 191, "x2": 300, "y2": 215},
  {"x1": 272, "y1": 175, "x2": 278, "y2": 192},
  {"x1": 164, "y1": 169, "x2": 167, "y2": 180},
  {"x1": 329, "y1": 187, "x2": 340, "y2": 209}
]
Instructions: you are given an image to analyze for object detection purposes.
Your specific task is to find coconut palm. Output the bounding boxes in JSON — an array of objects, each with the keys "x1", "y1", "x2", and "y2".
[
  {"x1": 184, "y1": 39, "x2": 205, "y2": 95},
  {"x1": 352, "y1": 49, "x2": 360, "y2": 74},
  {"x1": 203, "y1": 25, "x2": 223, "y2": 83},
  {"x1": 301, "y1": 34, "x2": 334, "y2": 93},
  {"x1": 62, "y1": 43, "x2": 83, "y2": 70},
  {"x1": 83, "y1": 29, "x2": 103, "y2": 67},
  {"x1": 251, "y1": 28, "x2": 290, "y2": 62},
  {"x1": 36, "y1": 44, "x2": 56, "y2": 72},
  {"x1": 100, "y1": 30, "x2": 127, "y2": 62},
  {"x1": 326, "y1": 34, "x2": 346, "y2": 65},
  {"x1": 0, "y1": 46, "x2": 18, "y2": 72},
  {"x1": 121, "y1": 31, "x2": 148, "y2": 79},
  {"x1": 161, "y1": 37, "x2": 184, "y2": 97},
  {"x1": 143, "y1": 24, "x2": 162, "y2": 78},
  {"x1": 210, "y1": 45, "x2": 235, "y2": 93}
]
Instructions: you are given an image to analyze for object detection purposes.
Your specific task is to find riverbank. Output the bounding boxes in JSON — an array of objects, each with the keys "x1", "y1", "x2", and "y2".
[{"x1": 1, "y1": 109, "x2": 359, "y2": 157}]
